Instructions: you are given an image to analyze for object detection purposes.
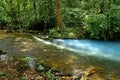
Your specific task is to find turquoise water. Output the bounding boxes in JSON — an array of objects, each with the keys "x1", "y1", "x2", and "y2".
[
  {"x1": 52, "y1": 39, "x2": 120, "y2": 61},
  {"x1": 33, "y1": 37, "x2": 120, "y2": 79}
]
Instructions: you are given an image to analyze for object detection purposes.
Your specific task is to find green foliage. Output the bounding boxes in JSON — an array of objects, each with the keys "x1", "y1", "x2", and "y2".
[
  {"x1": 49, "y1": 28, "x2": 59, "y2": 37},
  {"x1": 36, "y1": 60, "x2": 55, "y2": 80},
  {"x1": 21, "y1": 57, "x2": 34, "y2": 63},
  {"x1": 62, "y1": 8, "x2": 84, "y2": 27},
  {"x1": 61, "y1": 0, "x2": 120, "y2": 40},
  {"x1": 49, "y1": 27, "x2": 79, "y2": 38},
  {"x1": 20, "y1": 76, "x2": 27, "y2": 80},
  {"x1": 38, "y1": 65, "x2": 45, "y2": 71},
  {"x1": 0, "y1": 71, "x2": 6, "y2": 76},
  {"x1": 46, "y1": 67, "x2": 55, "y2": 80},
  {"x1": 86, "y1": 14, "x2": 109, "y2": 40},
  {"x1": 0, "y1": 0, "x2": 56, "y2": 31},
  {"x1": 0, "y1": 0, "x2": 120, "y2": 40},
  {"x1": 109, "y1": 4, "x2": 120, "y2": 32},
  {"x1": 17, "y1": 56, "x2": 35, "y2": 72}
]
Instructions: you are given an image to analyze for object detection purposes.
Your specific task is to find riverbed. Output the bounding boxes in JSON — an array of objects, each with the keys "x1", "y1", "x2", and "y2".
[{"x1": 0, "y1": 31, "x2": 120, "y2": 80}]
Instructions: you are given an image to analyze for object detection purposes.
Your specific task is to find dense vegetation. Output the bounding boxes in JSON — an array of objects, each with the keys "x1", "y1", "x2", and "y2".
[{"x1": 0, "y1": 0, "x2": 120, "y2": 40}]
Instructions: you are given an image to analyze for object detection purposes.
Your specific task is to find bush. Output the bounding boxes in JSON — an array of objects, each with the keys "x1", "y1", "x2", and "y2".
[
  {"x1": 62, "y1": 8, "x2": 84, "y2": 27},
  {"x1": 49, "y1": 27, "x2": 79, "y2": 38},
  {"x1": 85, "y1": 14, "x2": 109, "y2": 40}
]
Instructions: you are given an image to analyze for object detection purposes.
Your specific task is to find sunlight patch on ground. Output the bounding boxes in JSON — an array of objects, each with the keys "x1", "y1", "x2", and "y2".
[
  {"x1": 65, "y1": 55, "x2": 79, "y2": 64},
  {"x1": 20, "y1": 49, "x2": 31, "y2": 52},
  {"x1": 0, "y1": 30, "x2": 14, "y2": 39}
]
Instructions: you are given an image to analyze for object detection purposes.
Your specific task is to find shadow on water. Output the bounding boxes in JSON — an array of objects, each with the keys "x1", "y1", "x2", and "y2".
[{"x1": 0, "y1": 32, "x2": 120, "y2": 79}]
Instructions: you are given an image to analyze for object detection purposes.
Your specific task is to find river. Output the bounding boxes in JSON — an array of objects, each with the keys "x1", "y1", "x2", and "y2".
[{"x1": 0, "y1": 32, "x2": 120, "y2": 79}]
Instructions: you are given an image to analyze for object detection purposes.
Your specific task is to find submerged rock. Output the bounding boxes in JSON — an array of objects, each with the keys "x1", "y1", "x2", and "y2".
[
  {"x1": 72, "y1": 69, "x2": 83, "y2": 79},
  {"x1": 0, "y1": 54, "x2": 8, "y2": 61}
]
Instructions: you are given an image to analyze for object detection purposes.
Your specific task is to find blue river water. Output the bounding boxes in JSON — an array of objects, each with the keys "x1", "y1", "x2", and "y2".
[{"x1": 52, "y1": 39, "x2": 120, "y2": 61}]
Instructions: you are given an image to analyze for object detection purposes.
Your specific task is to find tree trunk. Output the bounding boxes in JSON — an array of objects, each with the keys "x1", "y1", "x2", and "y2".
[{"x1": 55, "y1": 0, "x2": 62, "y2": 28}]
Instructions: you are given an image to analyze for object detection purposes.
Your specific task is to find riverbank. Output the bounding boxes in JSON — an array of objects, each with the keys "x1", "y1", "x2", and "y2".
[
  {"x1": 0, "y1": 45, "x2": 101, "y2": 80},
  {"x1": 0, "y1": 54, "x2": 76, "y2": 80}
]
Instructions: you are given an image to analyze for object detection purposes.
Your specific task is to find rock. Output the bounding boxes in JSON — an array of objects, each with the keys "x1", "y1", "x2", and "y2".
[
  {"x1": 0, "y1": 50, "x2": 2, "y2": 53},
  {"x1": 72, "y1": 69, "x2": 83, "y2": 79},
  {"x1": 0, "y1": 50, "x2": 6, "y2": 55},
  {"x1": 68, "y1": 32, "x2": 76, "y2": 38},
  {"x1": 0, "y1": 54, "x2": 8, "y2": 60},
  {"x1": 41, "y1": 36, "x2": 49, "y2": 39}
]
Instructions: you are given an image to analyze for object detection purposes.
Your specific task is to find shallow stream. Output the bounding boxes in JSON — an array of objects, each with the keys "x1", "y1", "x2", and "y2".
[{"x1": 0, "y1": 32, "x2": 120, "y2": 79}]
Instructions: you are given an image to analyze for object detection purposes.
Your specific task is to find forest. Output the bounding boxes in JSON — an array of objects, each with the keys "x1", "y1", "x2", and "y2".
[
  {"x1": 0, "y1": 0, "x2": 120, "y2": 40},
  {"x1": 0, "y1": 0, "x2": 120, "y2": 80}
]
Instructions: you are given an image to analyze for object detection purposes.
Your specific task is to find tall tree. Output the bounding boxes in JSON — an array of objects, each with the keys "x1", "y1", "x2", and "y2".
[{"x1": 55, "y1": 0, "x2": 63, "y2": 28}]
